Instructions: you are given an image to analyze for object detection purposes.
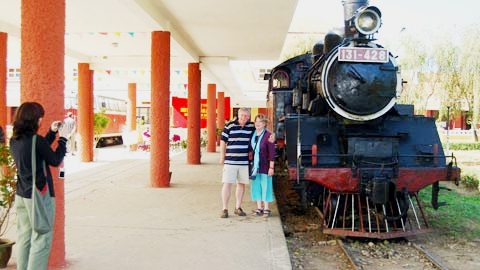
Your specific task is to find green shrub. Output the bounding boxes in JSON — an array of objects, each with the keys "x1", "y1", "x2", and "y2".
[
  {"x1": 200, "y1": 137, "x2": 208, "y2": 147},
  {"x1": 461, "y1": 174, "x2": 480, "y2": 190},
  {"x1": 94, "y1": 109, "x2": 110, "y2": 147},
  {"x1": 449, "y1": 143, "x2": 480, "y2": 150},
  {"x1": 0, "y1": 143, "x2": 16, "y2": 237},
  {"x1": 180, "y1": 140, "x2": 187, "y2": 149}
]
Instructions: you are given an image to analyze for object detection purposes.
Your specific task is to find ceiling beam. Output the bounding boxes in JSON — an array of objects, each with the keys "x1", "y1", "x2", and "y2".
[
  {"x1": 132, "y1": 0, "x2": 200, "y2": 62},
  {"x1": 0, "y1": 19, "x2": 90, "y2": 62},
  {"x1": 200, "y1": 56, "x2": 245, "y2": 100}
]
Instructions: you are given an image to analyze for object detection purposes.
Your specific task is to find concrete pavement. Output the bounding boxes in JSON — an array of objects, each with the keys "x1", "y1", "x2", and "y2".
[{"x1": 5, "y1": 147, "x2": 292, "y2": 269}]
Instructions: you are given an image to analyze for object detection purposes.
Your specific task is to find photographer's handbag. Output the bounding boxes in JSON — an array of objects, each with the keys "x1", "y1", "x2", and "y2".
[{"x1": 31, "y1": 135, "x2": 55, "y2": 234}]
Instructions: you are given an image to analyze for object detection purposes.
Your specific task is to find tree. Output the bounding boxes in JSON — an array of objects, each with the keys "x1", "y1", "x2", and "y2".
[
  {"x1": 280, "y1": 34, "x2": 320, "y2": 61},
  {"x1": 397, "y1": 34, "x2": 440, "y2": 114},
  {"x1": 433, "y1": 39, "x2": 464, "y2": 121},
  {"x1": 398, "y1": 25, "x2": 480, "y2": 127},
  {"x1": 94, "y1": 109, "x2": 110, "y2": 147},
  {"x1": 458, "y1": 25, "x2": 480, "y2": 128}
]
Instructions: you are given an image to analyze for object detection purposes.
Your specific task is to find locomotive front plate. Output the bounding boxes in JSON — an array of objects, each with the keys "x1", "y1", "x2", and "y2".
[{"x1": 338, "y1": 47, "x2": 389, "y2": 63}]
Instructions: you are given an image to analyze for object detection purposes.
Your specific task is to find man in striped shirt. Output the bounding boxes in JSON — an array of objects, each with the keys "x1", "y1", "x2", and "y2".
[{"x1": 219, "y1": 108, "x2": 254, "y2": 218}]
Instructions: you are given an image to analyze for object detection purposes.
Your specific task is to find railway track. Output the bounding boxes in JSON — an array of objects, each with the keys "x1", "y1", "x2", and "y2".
[
  {"x1": 312, "y1": 206, "x2": 450, "y2": 270},
  {"x1": 336, "y1": 237, "x2": 450, "y2": 270},
  {"x1": 275, "y1": 166, "x2": 469, "y2": 270},
  {"x1": 409, "y1": 242, "x2": 450, "y2": 270}
]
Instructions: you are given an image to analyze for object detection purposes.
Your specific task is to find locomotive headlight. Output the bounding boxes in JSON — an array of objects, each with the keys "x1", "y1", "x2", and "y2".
[{"x1": 354, "y1": 7, "x2": 382, "y2": 35}]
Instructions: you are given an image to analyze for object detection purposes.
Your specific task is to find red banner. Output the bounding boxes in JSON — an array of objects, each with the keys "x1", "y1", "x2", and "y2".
[
  {"x1": 172, "y1": 96, "x2": 231, "y2": 128},
  {"x1": 224, "y1": 97, "x2": 231, "y2": 121}
]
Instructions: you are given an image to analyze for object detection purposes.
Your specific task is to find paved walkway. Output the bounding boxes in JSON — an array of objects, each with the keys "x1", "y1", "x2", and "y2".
[{"x1": 5, "y1": 147, "x2": 292, "y2": 270}]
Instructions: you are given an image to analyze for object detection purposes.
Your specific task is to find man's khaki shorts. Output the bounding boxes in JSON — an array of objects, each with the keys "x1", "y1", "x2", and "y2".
[{"x1": 222, "y1": 164, "x2": 249, "y2": 184}]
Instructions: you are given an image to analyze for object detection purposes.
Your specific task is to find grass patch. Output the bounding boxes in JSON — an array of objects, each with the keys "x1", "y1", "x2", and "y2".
[
  {"x1": 419, "y1": 185, "x2": 480, "y2": 239},
  {"x1": 449, "y1": 143, "x2": 480, "y2": 150}
]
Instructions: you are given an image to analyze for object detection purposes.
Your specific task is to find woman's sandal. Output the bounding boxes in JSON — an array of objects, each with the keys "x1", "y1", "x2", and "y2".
[
  {"x1": 263, "y1": 209, "x2": 272, "y2": 217},
  {"x1": 252, "y1": 208, "x2": 263, "y2": 216}
]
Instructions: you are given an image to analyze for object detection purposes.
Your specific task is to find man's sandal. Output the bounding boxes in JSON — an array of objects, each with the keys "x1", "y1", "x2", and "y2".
[{"x1": 234, "y1": 207, "x2": 246, "y2": 216}]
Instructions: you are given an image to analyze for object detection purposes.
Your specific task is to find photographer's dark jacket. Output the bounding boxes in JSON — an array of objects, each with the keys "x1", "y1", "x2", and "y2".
[{"x1": 10, "y1": 129, "x2": 67, "y2": 198}]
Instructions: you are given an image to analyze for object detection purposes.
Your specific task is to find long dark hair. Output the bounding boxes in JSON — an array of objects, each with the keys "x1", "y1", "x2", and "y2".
[{"x1": 12, "y1": 102, "x2": 45, "y2": 139}]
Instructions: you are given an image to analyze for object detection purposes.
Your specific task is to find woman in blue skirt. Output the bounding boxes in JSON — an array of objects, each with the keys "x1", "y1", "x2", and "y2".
[{"x1": 249, "y1": 114, "x2": 275, "y2": 217}]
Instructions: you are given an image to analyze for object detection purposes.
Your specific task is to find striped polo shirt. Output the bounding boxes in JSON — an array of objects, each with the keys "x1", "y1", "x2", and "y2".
[{"x1": 221, "y1": 120, "x2": 254, "y2": 165}]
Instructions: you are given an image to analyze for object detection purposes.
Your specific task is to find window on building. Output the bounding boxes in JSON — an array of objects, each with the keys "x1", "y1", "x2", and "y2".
[
  {"x1": 7, "y1": 68, "x2": 21, "y2": 80},
  {"x1": 258, "y1": 68, "x2": 272, "y2": 81}
]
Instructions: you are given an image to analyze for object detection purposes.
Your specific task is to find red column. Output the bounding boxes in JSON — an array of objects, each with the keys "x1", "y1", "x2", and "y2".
[
  {"x1": 78, "y1": 63, "x2": 93, "y2": 162},
  {"x1": 128, "y1": 83, "x2": 137, "y2": 131},
  {"x1": 21, "y1": 0, "x2": 66, "y2": 267},
  {"x1": 151, "y1": 31, "x2": 170, "y2": 187},
  {"x1": 90, "y1": 70, "x2": 94, "y2": 152},
  {"x1": 6, "y1": 107, "x2": 13, "y2": 126},
  {"x1": 216, "y1": 92, "x2": 225, "y2": 146},
  {"x1": 0, "y1": 32, "x2": 6, "y2": 131},
  {"x1": 207, "y1": 84, "x2": 216, "y2": 152},
  {"x1": 187, "y1": 63, "x2": 201, "y2": 164},
  {"x1": 128, "y1": 83, "x2": 137, "y2": 151},
  {"x1": 217, "y1": 92, "x2": 225, "y2": 129}
]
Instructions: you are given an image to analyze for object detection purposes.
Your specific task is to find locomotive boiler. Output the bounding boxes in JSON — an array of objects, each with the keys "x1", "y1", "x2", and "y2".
[{"x1": 266, "y1": 0, "x2": 460, "y2": 238}]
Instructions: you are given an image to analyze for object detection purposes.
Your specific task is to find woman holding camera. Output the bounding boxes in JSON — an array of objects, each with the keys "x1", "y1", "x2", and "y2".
[{"x1": 10, "y1": 102, "x2": 72, "y2": 270}]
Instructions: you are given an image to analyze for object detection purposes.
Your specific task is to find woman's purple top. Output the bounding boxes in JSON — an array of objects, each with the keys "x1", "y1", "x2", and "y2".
[{"x1": 250, "y1": 130, "x2": 275, "y2": 174}]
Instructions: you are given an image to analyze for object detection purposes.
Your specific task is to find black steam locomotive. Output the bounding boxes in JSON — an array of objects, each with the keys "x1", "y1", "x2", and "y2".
[{"x1": 266, "y1": 0, "x2": 460, "y2": 238}]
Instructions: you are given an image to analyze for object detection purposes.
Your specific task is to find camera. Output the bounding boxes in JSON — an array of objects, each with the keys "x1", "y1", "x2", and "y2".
[{"x1": 59, "y1": 167, "x2": 65, "y2": 179}]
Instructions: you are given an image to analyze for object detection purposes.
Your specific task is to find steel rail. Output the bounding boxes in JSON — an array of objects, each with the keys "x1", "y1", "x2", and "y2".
[
  {"x1": 410, "y1": 241, "x2": 450, "y2": 270},
  {"x1": 336, "y1": 239, "x2": 361, "y2": 270}
]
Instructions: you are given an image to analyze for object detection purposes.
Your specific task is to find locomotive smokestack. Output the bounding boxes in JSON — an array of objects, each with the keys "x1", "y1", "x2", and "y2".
[
  {"x1": 343, "y1": 0, "x2": 368, "y2": 20},
  {"x1": 342, "y1": 0, "x2": 368, "y2": 37}
]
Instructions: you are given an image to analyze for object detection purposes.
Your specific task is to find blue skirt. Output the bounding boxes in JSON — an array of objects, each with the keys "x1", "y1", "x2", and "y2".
[{"x1": 250, "y1": 173, "x2": 274, "y2": 202}]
